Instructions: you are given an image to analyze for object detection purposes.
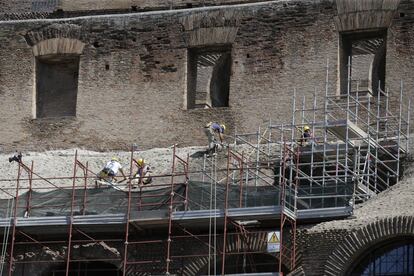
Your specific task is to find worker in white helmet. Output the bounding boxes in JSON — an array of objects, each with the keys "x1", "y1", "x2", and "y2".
[{"x1": 98, "y1": 157, "x2": 127, "y2": 183}]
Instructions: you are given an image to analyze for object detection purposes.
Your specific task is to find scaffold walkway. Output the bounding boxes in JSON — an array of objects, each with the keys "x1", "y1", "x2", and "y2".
[{"x1": 0, "y1": 60, "x2": 410, "y2": 275}]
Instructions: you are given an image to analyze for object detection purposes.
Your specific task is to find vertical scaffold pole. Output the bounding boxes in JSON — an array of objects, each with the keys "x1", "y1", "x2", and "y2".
[
  {"x1": 7, "y1": 162, "x2": 22, "y2": 276},
  {"x1": 166, "y1": 145, "x2": 177, "y2": 275},
  {"x1": 374, "y1": 83, "x2": 381, "y2": 191},
  {"x1": 278, "y1": 143, "x2": 287, "y2": 274},
  {"x1": 385, "y1": 88, "x2": 390, "y2": 138},
  {"x1": 65, "y1": 150, "x2": 79, "y2": 276},
  {"x1": 356, "y1": 80, "x2": 359, "y2": 124},
  {"x1": 255, "y1": 127, "x2": 261, "y2": 187},
  {"x1": 310, "y1": 90, "x2": 316, "y2": 204},
  {"x1": 407, "y1": 99, "x2": 411, "y2": 154},
  {"x1": 221, "y1": 147, "x2": 232, "y2": 275},
  {"x1": 323, "y1": 59, "x2": 329, "y2": 187},
  {"x1": 396, "y1": 81, "x2": 403, "y2": 180},
  {"x1": 268, "y1": 120, "x2": 272, "y2": 167},
  {"x1": 239, "y1": 152, "x2": 244, "y2": 208},
  {"x1": 122, "y1": 146, "x2": 135, "y2": 276},
  {"x1": 291, "y1": 89, "x2": 297, "y2": 144},
  {"x1": 24, "y1": 161, "x2": 34, "y2": 218},
  {"x1": 366, "y1": 94, "x2": 372, "y2": 198},
  {"x1": 345, "y1": 56, "x2": 351, "y2": 184},
  {"x1": 185, "y1": 153, "x2": 190, "y2": 211},
  {"x1": 81, "y1": 162, "x2": 89, "y2": 216}
]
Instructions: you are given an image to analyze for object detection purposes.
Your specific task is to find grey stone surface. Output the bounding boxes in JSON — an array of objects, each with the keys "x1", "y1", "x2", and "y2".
[{"x1": 0, "y1": 0, "x2": 412, "y2": 153}]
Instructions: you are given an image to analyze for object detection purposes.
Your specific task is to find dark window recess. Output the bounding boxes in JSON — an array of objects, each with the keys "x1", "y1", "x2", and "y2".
[
  {"x1": 339, "y1": 30, "x2": 387, "y2": 95},
  {"x1": 36, "y1": 55, "x2": 80, "y2": 118},
  {"x1": 49, "y1": 261, "x2": 121, "y2": 276},
  {"x1": 105, "y1": 64, "x2": 110, "y2": 70},
  {"x1": 187, "y1": 46, "x2": 232, "y2": 109},
  {"x1": 350, "y1": 239, "x2": 414, "y2": 276}
]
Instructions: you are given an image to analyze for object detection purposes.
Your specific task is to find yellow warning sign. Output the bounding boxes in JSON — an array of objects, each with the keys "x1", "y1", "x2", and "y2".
[
  {"x1": 269, "y1": 232, "x2": 279, "y2": 243},
  {"x1": 267, "y1": 231, "x2": 280, "y2": 253}
]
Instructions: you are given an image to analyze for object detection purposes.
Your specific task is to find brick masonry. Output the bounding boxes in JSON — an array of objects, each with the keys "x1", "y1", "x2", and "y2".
[
  {"x1": 0, "y1": 0, "x2": 412, "y2": 153},
  {"x1": 294, "y1": 163, "x2": 414, "y2": 275},
  {"x1": 10, "y1": 230, "x2": 287, "y2": 275},
  {"x1": 295, "y1": 216, "x2": 414, "y2": 276}
]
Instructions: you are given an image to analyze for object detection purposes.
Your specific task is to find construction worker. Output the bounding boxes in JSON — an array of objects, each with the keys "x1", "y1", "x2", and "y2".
[
  {"x1": 133, "y1": 158, "x2": 152, "y2": 185},
  {"x1": 98, "y1": 157, "x2": 127, "y2": 183},
  {"x1": 300, "y1": 125, "x2": 315, "y2": 146},
  {"x1": 204, "y1": 122, "x2": 226, "y2": 154}
]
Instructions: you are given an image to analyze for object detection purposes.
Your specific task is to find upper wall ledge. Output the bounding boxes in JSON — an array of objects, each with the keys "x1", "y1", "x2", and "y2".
[{"x1": 0, "y1": 0, "x2": 307, "y2": 21}]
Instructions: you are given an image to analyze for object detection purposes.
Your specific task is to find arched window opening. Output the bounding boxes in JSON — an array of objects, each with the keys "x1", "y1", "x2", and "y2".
[
  {"x1": 349, "y1": 239, "x2": 414, "y2": 276},
  {"x1": 47, "y1": 261, "x2": 121, "y2": 276}
]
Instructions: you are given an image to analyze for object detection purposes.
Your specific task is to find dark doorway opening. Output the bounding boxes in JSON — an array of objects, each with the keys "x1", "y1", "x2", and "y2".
[
  {"x1": 36, "y1": 55, "x2": 80, "y2": 118},
  {"x1": 339, "y1": 30, "x2": 387, "y2": 95},
  {"x1": 48, "y1": 261, "x2": 121, "y2": 276},
  {"x1": 187, "y1": 45, "x2": 232, "y2": 109},
  {"x1": 199, "y1": 253, "x2": 288, "y2": 275}
]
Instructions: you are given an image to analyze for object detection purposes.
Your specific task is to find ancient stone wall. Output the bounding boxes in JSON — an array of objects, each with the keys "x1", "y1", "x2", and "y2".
[
  {"x1": 0, "y1": 0, "x2": 31, "y2": 14},
  {"x1": 9, "y1": 230, "x2": 283, "y2": 275},
  {"x1": 0, "y1": 0, "x2": 284, "y2": 14},
  {"x1": 0, "y1": 0, "x2": 412, "y2": 152},
  {"x1": 296, "y1": 216, "x2": 414, "y2": 276}
]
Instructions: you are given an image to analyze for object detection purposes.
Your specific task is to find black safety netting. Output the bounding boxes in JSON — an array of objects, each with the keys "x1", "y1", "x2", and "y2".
[{"x1": 0, "y1": 180, "x2": 352, "y2": 218}]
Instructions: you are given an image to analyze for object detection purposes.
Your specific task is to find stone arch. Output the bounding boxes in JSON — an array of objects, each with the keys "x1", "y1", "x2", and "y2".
[
  {"x1": 323, "y1": 216, "x2": 414, "y2": 276},
  {"x1": 25, "y1": 23, "x2": 83, "y2": 46},
  {"x1": 334, "y1": 0, "x2": 400, "y2": 32},
  {"x1": 179, "y1": 9, "x2": 242, "y2": 47},
  {"x1": 32, "y1": 38, "x2": 85, "y2": 57},
  {"x1": 25, "y1": 23, "x2": 85, "y2": 57},
  {"x1": 182, "y1": 231, "x2": 289, "y2": 275},
  {"x1": 25, "y1": 24, "x2": 85, "y2": 118}
]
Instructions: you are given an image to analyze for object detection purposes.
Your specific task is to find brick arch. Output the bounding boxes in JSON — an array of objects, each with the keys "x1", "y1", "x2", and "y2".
[
  {"x1": 334, "y1": 0, "x2": 400, "y2": 32},
  {"x1": 25, "y1": 23, "x2": 83, "y2": 46},
  {"x1": 323, "y1": 216, "x2": 414, "y2": 276},
  {"x1": 25, "y1": 23, "x2": 85, "y2": 56},
  {"x1": 32, "y1": 38, "x2": 85, "y2": 56},
  {"x1": 179, "y1": 9, "x2": 242, "y2": 47}
]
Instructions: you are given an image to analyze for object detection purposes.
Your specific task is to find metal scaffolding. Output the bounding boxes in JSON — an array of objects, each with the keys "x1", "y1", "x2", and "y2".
[{"x1": 0, "y1": 61, "x2": 410, "y2": 275}]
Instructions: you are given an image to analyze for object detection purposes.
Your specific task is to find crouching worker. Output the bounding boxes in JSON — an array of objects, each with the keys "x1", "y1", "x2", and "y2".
[
  {"x1": 133, "y1": 158, "x2": 152, "y2": 185},
  {"x1": 98, "y1": 157, "x2": 127, "y2": 184},
  {"x1": 204, "y1": 122, "x2": 226, "y2": 155}
]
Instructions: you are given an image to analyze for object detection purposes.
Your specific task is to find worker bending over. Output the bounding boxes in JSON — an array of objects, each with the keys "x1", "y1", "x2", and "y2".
[
  {"x1": 98, "y1": 157, "x2": 127, "y2": 184},
  {"x1": 133, "y1": 158, "x2": 152, "y2": 185},
  {"x1": 204, "y1": 122, "x2": 226, "y2": 154}
]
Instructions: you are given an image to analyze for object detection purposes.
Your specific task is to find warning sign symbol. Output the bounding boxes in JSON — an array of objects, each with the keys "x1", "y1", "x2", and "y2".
[
  {"x1": 269, "y1": 232, "x2": 279, "y2": 243},
  {"x1": 267, "y1": 231, "x2": 280, "y2": 253}
]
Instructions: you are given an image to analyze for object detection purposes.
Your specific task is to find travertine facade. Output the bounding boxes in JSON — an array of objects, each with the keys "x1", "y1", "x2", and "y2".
[
  {"x1": 0, "y1": 1, "x2": 413, "y2": 153},
  {"x1": 0, "y1": 1, "x2": 414, "y2": 275},
  {"x1": 0, "y1": 0, "x2": 412, "y2": 153}
]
